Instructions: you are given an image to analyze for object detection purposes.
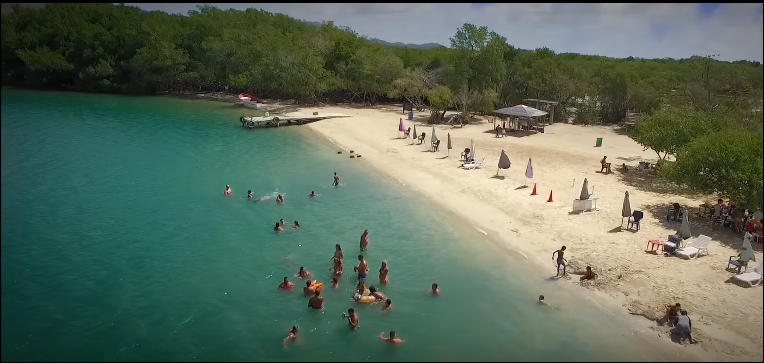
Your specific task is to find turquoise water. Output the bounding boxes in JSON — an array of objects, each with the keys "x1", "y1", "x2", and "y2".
[{"x1": 1, "y1": 89, "x2": 676, "y2": 362}]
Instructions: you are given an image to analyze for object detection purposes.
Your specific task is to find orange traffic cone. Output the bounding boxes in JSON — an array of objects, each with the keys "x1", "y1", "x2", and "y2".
[
  {"x1": 547, "y1": 190, "x2": 554, "y2": 202},
  {"x1": 531, "y1": 183, "x2": 538, "y2": 196}
]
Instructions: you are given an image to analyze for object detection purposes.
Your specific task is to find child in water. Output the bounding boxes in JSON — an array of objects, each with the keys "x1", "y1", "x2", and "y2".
[
  {"x1": 331, "y1": 277, "x2": 339, "y2": 288},
  {"x1": 293, "y1": 221, "x2": 300, "y2": 230},
  {"x1": 283, "y1": 326, "x2": 298, "y2": 347},
  {"x1": 381, "y1": 299, "x2": 392, "y2": 312},
  {"x1": 538, "y1": 295, "x2": 548, "y2": 306}
]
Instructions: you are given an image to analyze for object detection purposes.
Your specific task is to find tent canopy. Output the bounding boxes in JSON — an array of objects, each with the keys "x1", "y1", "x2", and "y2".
[{"x1": 494, "y1": 105, "x2": 548, "y2": 118}]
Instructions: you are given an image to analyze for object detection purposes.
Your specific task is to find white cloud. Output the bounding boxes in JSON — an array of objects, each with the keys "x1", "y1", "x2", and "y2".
[{"x1": 124, "y1": 3, "x2": 764, "y2": 62}]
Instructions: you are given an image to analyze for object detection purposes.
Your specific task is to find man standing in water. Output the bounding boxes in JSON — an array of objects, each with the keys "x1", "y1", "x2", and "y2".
[
  {"x1": 224, "y1": 185, "x2": 232, "y2": 196},
  {"x1": 360, "y1": 229, "x2": 370, "y2": 251},
  {"x1": 332, "y1": 172, "x2": 340, "y2": 186},
  {"x1": 354, "y1": 254, "x2": 368, "y2": 281},
  {"x1": 378, "y1": 331, "x2": 405, "y2": 345},
  {"x1": 307, "y1": 291, "x2": 324, "y2": 309},
  {"x1": 552, "y1": 246, "x2": 567, "y2": 277},
  {"x1": 344, "y1": 308, "x2": 359, "y2": 330}
]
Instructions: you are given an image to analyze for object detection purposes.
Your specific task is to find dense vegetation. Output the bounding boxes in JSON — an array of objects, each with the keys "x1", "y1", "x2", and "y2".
[{"x1": 2, "y1": 4, "x2": 762, "y2": 208}]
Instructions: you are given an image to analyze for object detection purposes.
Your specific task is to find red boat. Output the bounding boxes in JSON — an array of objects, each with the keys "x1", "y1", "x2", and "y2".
[{"x1": 238, "y1": 93, "x2": 268, "y2": 104}]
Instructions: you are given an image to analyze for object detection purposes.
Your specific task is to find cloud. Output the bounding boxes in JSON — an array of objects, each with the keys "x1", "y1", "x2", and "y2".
[{"x1": 123, "y1": 3, "x2": 764, "y2": 62}]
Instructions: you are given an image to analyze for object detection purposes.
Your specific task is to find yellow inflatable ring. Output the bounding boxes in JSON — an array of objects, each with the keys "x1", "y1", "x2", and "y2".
[{"x1": 355, "y1": 288, "x2": 376, "y2": 304}]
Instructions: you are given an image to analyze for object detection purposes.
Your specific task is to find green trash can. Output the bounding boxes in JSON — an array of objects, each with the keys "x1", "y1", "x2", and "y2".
[{"x1": 595, "y1": 137, "x2": 603, "y2": 147}]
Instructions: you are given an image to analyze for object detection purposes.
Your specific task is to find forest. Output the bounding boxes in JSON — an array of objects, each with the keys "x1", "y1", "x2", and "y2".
[{"x1": 1, "y1": 4, "x2": 762, "y2": 208}]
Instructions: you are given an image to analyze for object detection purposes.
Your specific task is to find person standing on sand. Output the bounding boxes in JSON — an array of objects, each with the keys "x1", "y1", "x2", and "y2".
[
  {"x1": 308, "y1": 291, "x2": 324, "y2": 309},
  {"x1": 354, "y1": 254, "x2": 368, "y2": 281},
  {"x1": 333, "y1": 172, "x2": 340, "y2": 186},
  {"x1": 673, "y1": 310, "x2": 696, "y2": 344},
  {"x1": 360, "y1": 229, "x2": 370, "y2": 251},
  {"x1": 344, "y1": 308, "x2": 359, "y2": 330},
  {"x1": 552, "y1": 246, "x2": 567, "y2": 277},
  {"x1": 224, "y1": 185, "x2": 232, "y2": 196},
  {"x1": 379, "y1": 331, "x2": 405, "y2": 345},
  {"x1": 379, "y1": 261, "x2": 389, "y2": 284}
]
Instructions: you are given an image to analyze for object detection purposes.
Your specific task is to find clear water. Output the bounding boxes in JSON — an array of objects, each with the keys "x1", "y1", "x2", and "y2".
[{"x1": 1, "y1": 89, "x2": 681, "y2": 362}]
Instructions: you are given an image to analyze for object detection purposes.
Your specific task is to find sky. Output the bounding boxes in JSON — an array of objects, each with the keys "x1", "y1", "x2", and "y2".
[{"x1": 123, "y1": 3, "x2": 764, "y2": 62}]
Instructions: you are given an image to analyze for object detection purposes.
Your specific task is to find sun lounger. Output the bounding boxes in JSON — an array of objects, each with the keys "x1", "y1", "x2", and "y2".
[
  {"x1": 727, "y1": 256, "x2": 751, "y2": 272},
  {"x1": 732, "y1": 262, "x2": 763, "y2": 287},
  {"x1": 675, "y1": 234, "x2": 712, "y2": 259},
  {"x1": 463, "y1": 157, "x2": 485, "y2": 170}
]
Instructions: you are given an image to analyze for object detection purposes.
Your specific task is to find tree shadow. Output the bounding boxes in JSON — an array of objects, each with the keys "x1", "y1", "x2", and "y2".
[
  {"x1": 612, "y1": 126, "x2": 633, "y2": 136},
  {"x1": 615, "y1": 168, "x2": 703, "y2": 197},
  {"x1": 640, "y1": 202, "x2": 761, "y2": 252},
  {"x1": 616, "y1": 156, "x2": 644, "y2": 162}
]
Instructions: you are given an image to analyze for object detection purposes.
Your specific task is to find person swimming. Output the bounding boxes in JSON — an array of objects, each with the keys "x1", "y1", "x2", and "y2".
[
  {"x1": 379, "y1": 261, "x2": 389, "y2": 284},
  {"x1": 354, "y1": 254, "x2": 368, "y2": 281},
  {"x1": 274, "y1": 223, "x2": 283, "y2": 232},
  {"x1": 247, "y1": 190, "x2": 253, "y2": 199},
  {"x1": 332, "y1": 172, "x2": 340, "y2": 186},
  {"x1": 368, "y1": 286, "x2": 386, "y2": 301},
  {"x1": 344, "y1": 308, "x2": 359, "y2": 330},
  {"x1": 538, "y1": 295, "x2": 548, "y2": 306},
  {"x1": 431, "y1": 283, "x2": 440, "y2": 295},
  {"x1": 309, "y1": 191, "x2": 317, "y2": 198},
  {"x1": 296, "y1": 266, "x2": 311, "y2": 278},
  {"x1": 333, "y1": 244, "x2": 344, "y2": 261},
  {"x1": 353, "y1": 280, "x2": 366, "y2": 297},
  {"x1": 279, "y1": 219, "x2": 286, "y2": 228},
  {"x1": 307, "y1": 291, "x2": 324, "y2": 309},
  {"x1": 330, "y1": 257, "x2": 343, "y2": 276},
  {"x1": 381, "y1": 299, "x2": 392, "y2": 312},
  {"x1": 359, "y1": 229, "x2": 369, "y2": 251},
  {"x1": 224, "y1": 185, "x2": 232, "y2": 196},
  {"x1": 279, "y1": 277, "x2": 294, "y2": 290},
  {"x1": 293, "y1": 221, "x2": 300, "y2": 230},
  {"x1": 283, "y1": 326, "x2": 298, "y2": 347},
  {"x1": 331, "y1": 277, "x2": 339, "y2": 288},
  {"x1": 276, "y1": 194, "x2": 285, "y2": 204},
  {"x1": 378, "y1": 331, "x2": 405, "y2": 345}
]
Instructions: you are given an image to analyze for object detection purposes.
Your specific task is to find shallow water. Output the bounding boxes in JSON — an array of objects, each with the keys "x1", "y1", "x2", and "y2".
[{"x1": 1, "y1": 89, "x2": 680, "y2": 362}]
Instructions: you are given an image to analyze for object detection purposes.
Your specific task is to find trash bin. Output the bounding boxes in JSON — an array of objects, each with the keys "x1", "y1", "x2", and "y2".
[
  {"x1": 595, "y1": 137, "x2": 603, "y2": 147},
  {"x1": 407, "y1": 111, "x2": 414, "y2": 121}
]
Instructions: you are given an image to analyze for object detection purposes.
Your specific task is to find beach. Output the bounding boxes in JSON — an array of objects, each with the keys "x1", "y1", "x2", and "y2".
[{"x1": 302, "y1": 104, "x2": 764, "y2": 362}]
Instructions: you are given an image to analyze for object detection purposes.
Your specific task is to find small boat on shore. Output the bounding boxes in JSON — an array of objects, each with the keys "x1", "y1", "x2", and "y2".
[{"x1": 238, "y1": 93, "x2": 268, "y2": 110}]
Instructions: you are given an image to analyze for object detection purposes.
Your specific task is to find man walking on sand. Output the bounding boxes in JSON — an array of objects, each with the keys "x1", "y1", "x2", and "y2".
[{"x1": 552, "y1": 246, "x2": 567, "y2": 277}]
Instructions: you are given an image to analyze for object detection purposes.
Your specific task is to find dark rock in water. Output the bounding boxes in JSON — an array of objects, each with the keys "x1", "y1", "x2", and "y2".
[
  {"x1": 337, "y1": 151, "x2": 342, "y2": 154},
  {"x1": 312, "y1": 111, "x2": 318, "y2": 115},
  {"x1": 349, "y1": 150, "x2": 355, "y2": 153},
  {"x1": 349, "y1": 155, "x2": 355, "y2": 158},
  {"x1": 357, "y1": 155, "x2": 362, "y2": 158}
]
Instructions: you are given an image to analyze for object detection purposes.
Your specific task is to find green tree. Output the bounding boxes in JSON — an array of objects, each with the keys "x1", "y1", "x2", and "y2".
[{"x1": 661, "y1": 130, "x2": 763, "y2": 209}]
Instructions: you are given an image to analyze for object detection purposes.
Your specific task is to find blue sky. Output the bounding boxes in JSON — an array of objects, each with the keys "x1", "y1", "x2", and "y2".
[{"x1": 124, "y1": 3, "x2": 764, "y2": 62}]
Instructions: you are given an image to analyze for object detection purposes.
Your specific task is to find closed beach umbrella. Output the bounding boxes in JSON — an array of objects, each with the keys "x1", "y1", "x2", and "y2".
[
  {"x1": 412, "y1": 124, "x2": 417, "y2": 142},
  {"x1": 741, "y1": 233, "x2": 756, "y2": 263},
  {"x1": 431, "y1": 127, "x2": 438, "y2": 145},
  {"x1": 620, "y1": 191, "x2": 631, "y2": 226},
  {"x1": 469, "y1": 139, "x2": 475, "y2": 160},
  {"x1": 398, "y1": 118, "x2": 406, "y2": 138},
  {"x1": 580, "y1": 178, "x2": 590, "y2": 200},
  {"x1": 497, "y1": 149, "x2": 511, "y2": 176},
  {"x1": 525, "y1": 158, "x2": 534, "y2": 185},
  {"x1": 680, "y1": 212, "x2": 691, "y2": 239},
  {"x1": 447, "y1": 133, "x2": 452, "y2": 156}
]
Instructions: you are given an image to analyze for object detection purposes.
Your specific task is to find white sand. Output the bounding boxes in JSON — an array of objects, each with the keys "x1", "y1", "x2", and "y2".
[{"x1": 300, "y1": 105, "x2": 763, "y2": 361}]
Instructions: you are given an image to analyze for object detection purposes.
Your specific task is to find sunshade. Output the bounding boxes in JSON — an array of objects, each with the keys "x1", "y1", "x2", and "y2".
[{"x1": 580, "y1": 178, "x2": 591, "y2": 200}]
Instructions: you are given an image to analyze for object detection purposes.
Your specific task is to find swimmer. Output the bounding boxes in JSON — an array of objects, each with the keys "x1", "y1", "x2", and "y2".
[
  {"x1": 353, "y1": 254, "x2": 368, "y2": 281},
  {"x1": 552, "y1": 246, "x2": 567, "y2": 277},
  {"x1": 274, "y1": 223, "x2": 283, "y2": 232},
  {"x1": 224, "y1": 185, "x2": 232, "y2": 196},
  {"x1": 293, "y1": 221, "x2": 300, "y2": 230},
  {"x1": 368, "y1": 286, "x2": 386, "y2": 301},
  {"x1": 330, "y1": 257, "x2": 343, "y2": 276},
  {"x1": 332, "y1": 172, "x2": 340, "y2": 186},
  {"x1": 333, "y1": 244, "x2": 344, "y2": 261},
  {"x1": 278, "y1": 277, "x2": 294, "y2": 290},
  {"x1": 309, "y1": 191, "x2": 317, "y2": 198},
  {"x1": 296, "y1": 266, "x2": 311, "y2": 279},
  {"x1": 343, "y1": 308, "x2": 359, "y2": 330},
  {"x1": 279, "y1": 219, "x2": 286, "y2": 228},
  {"x1": 354, "y1": 280, "x2": 366, "y2": 296},
  {"x1": 381, "y1": 299, "x2": 392, "y2": 312},
  {"x1": 359, "y1": 229, "x2": 369, "y2": 251},
  {"x1": 283, "y1": 325, "x2": 298, "y2": 347},
  {"x1": 378, "y1": 331, "x2": 405, "y2": 345},
  {"x1": 379, "y1": 261, "x2": 389, "y2": 284},
  {"x1": 538, "y1": 295, "x2": 548, "y2": 306},
  {"x1": 307, "y1": 291, "x2": 324, "y2": 309},
  {"x1": 331, "y1": 277, "x2": 339, "y2": 289},
  {"x1": 431, "y1": 283, "x2": 440, "y2": 295},
  {"x1": 303, "y1": 280, "x2": 317, "y2": 295},
  {"x1": 276, "y1": 194, "x2": 285, "y2": 204},
  {"x1": 247, "y1": 190, "x2": 253, "y2": 199}
]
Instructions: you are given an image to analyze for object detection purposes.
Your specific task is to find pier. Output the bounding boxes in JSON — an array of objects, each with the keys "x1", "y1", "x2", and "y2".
[{"x1": 239, "y1": 112, "x2": 350, "y2": 129}]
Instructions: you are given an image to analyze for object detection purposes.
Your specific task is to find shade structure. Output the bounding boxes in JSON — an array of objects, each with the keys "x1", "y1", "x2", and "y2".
[
  {"x1": 497, "y1": 150, "x2": 511, "y2": 175},
  {"x1": 494, "y1": 104, "x2": 548, "y2": 118},
  {"x1": 431, "y1": 127, "x2": 438, "y2": 144},
  {"x1": 447, "y1": 133, "x2": 452, "y2": 156},
  {"x1": 680, "y1": 212, "x2": 691, "y2": 239},
  {"x1": 580, "y1": 178, "x2": 590, "y2": 200},
  {"x1": 620, "y1": 191, "x2": 631, "y2": 226}
]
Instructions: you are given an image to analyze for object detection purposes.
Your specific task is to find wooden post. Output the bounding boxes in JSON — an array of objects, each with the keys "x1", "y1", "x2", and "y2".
[{"x1": 550, "y1": 103, "x2": 555, "y2": 124}]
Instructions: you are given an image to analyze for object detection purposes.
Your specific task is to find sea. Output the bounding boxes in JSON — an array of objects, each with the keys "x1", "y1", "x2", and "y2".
[{"x1": 0, "y1": 88, "x2": 688, "y2": 362}]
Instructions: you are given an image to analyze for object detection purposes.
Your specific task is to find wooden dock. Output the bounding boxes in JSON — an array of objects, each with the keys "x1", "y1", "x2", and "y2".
[{"x1": 239, "y1": 112, "x2": 350, "y2": 129}]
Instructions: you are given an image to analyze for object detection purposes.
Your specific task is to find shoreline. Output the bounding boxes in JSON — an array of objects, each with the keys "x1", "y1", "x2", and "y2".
[{"x1": 293, "y1": 105, "x2": 762, "y2": 362}]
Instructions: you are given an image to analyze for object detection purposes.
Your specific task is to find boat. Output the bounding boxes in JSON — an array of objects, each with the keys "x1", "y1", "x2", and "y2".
[{"x1": 237, "y1": 93, "x2": 268, "y2": 110}]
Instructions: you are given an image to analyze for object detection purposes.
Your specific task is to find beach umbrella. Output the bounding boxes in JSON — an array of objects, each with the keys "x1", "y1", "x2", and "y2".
[
  {"x1": 580, "y1": 178, "x2": 590, "y2": 200},
  {"x1": 412, "y1": 124, "x2": 418, "y2": 144},
  {"x1": 447, "y1": 133, "x2": 452, "y2": 157},
  {"x1": 620, "y1": 191, "x2": 632, "y2": 226},
  {"x1": 680, "y1": 212, "x2": 691, "y2": 239},
  {"x1": 469, "y1": 139, "x2": 475, "y2": 160},
  {"x1": 497, "y1": 150, "x2": 511, "y2": 176},
  {"x1": 398, "y1": 118, "x2": 406, "y2": 138},
  {"x1": 524, "y1": 158, "x2": 534, "y2": 186},
  {"x1": 430, "y1": 127, "x2": 438, "y2": 151},
  {"x1": 741, "y1": 233, "x2": 756, "y2": 263}
]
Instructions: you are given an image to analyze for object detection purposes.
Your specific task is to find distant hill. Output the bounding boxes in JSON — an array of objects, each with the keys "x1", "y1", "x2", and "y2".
[{"x1": 367, "y1": 38, "x2": 444, "y2": 49}]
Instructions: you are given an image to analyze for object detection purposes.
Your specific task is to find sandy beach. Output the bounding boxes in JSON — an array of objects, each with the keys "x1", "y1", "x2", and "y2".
[{"x1": 295, "y1": 105, "x2": 764, "y2": 361}]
